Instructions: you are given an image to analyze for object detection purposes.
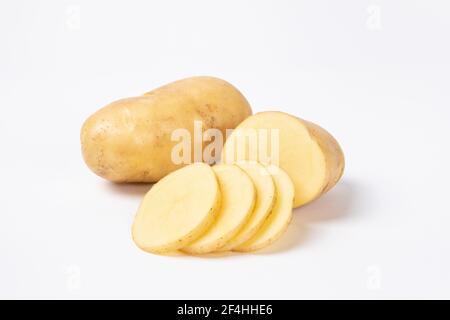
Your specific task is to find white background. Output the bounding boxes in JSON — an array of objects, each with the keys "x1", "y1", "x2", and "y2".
[{"x1": 1, "y1": 0, "x2": 449, "y2": 299}]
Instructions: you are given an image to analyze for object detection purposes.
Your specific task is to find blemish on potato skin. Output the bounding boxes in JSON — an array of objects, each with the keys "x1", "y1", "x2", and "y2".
[{"x1": 205, "y1": 103, "x2": 218, "y2": 113}]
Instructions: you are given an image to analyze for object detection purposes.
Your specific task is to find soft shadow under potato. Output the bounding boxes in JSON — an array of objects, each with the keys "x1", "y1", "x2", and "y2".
[
  {"x1": 105, "y1": 182, "x2": 153, "y2": 198},
  {"x1": 296, "y1": 180, "x2": 355, "y2": 223},
  {"x1": 252, "y1": 180, "x2": 355, "y2": 255}
]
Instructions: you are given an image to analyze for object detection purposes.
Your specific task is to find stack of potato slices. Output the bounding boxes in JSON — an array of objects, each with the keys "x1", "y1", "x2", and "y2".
[{"x1": 132, "y1": 162, "x2": 294, "y2": 255}]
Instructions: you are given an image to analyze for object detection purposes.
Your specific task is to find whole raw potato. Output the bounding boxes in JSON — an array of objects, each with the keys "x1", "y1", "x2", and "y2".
[{"x1": 81, "y1": 76, "x2": 252, "y2": 182}]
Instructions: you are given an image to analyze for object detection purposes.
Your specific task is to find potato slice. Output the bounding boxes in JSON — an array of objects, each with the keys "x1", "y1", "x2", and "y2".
[
  {"x1": 222, "y1": 111, "x2": 344, "y2": 207},
  {"x1": 132, "y1": 163, "x2": 220, "y2": 254},
  {"x1": 218, "y1": 162, "x2": 276, "y2": 251},
  {"x1": 234, "y1": 167, "x2": 294, "y2": 252},
  {"x1": 182, "y1": 164, "x2": 256, "y2": 254}
]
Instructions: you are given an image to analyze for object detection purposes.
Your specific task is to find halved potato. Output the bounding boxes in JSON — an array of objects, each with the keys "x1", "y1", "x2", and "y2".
[
  {"x1": 222, "y1": 111, "x2": 344, "y2": 207},
  {"x1": 218, "y1": 161, "x2": 276, "y2": 251},
  {"x1": 132, "y1": 163, "x2": 220, "y2": 254},
  {"x1": 234, "y1": 167, "x2": 294, "y2": 252},
  {"x1": 182, "y1": 164, "x2": 255, "y2": 254}
]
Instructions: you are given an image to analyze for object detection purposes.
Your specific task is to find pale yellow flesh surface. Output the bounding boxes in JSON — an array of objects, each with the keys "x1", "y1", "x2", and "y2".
[
  {"x1": 218, "y1": 162, "x2": 276, "y2": 251},
  {"x1": 132, "y1": 163, "x2": 220, "y2": 254},
  {"x1": 182, "y1": 164, "x2": 256, "y2": 254},
  {"x1": 234, "y1": 168, "x2": 294, "y2": 252},
  {"x1": 222, "y1": 111, "x2": 344, "y2": 207}
]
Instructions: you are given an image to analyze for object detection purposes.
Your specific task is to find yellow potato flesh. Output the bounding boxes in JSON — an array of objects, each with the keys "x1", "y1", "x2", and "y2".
[
  {"x1": 132, "y1": 163, "x2": 220, "y2": 254},
  {"x1": 234, "y1": 167, "x2": 294, "y2": 252},
  {"x1": 182, "y1": 164, "x2": 255, "y2": 254},
  {"x1": 222, "y1": 111, "x2": 344, "y2": 207},
  {"x1": 218, "y1": 162, "x2": 276, "y2": 251}
]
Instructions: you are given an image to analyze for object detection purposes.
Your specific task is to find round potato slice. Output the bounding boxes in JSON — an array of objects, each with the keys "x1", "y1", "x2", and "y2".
[
  {"x1": 132, "y1": 163, "x2": 220, "y2": 254},
  {"x1": 218, "y1": 162, "x2": 276, "y2": 251},
  {"x1": 234, "y1": 167, "x2": 294, "y2": 252},
  {"x1": 182, "y1": 164, "x2": 256, "y2": 254}
]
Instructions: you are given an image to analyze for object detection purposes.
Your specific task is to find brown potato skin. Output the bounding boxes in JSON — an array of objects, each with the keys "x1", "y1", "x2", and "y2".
[
  {"x1": 301, "y1": 119, "x2": 345, "y2": 195},
  {"x1": 81, "y1": 76, "x2": 252, "y2": 182}
]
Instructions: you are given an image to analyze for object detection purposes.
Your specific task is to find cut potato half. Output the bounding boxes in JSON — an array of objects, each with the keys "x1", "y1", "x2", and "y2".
[
  {"x1": 182, "y1": 164, "x2": 256, "y2": 254},
  {"x1": 132, "y1": 163, "x2": 220, "y2": 254},
  {"x1": 222, "y1": 111, "x2": 344, "y2": 207},
  {"x1": 218, "y1": 162, "x2": 276, "y2": 251},
  {"x1": 234, "y1": 167, "x2": 294, "y2": 252}
]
